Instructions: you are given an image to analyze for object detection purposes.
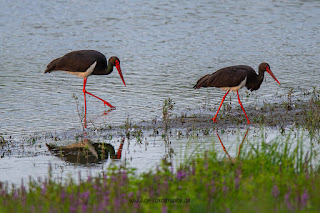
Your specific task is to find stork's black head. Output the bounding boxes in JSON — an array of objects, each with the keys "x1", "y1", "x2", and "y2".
[
  {"x1": 108, "y1": 56, "x2": 126, "y2": 86},
  {"x1": 259, "y1": 62, "x2": 280, "y2": 84},
  {"x1": 108, "y1": 56, "x2": 120, "y2": 66},
  {"x1": 258, "y1": 62, "x2": 270, "y2": 72}
]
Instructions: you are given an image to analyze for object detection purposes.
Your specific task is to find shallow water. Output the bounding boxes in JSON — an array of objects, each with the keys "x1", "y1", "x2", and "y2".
[
  {"x1": 1, "y1": 0, "x2": 320, "y2": 186},
  {"x1": 1, "y1": 126, "x2": 317, "y2": 187},
  {"x1": 1, "y1": 0, "x2": 320, "y2": 135}
]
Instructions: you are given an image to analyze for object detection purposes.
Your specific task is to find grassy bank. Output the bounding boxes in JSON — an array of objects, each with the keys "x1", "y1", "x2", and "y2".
[{"x1": 1, "y1": 133, "x2": 319, "y2": 212}]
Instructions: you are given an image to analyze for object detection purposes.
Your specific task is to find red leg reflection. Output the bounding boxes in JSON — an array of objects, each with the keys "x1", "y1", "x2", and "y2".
[
  {"x1": 216, "y1": 130, "x2": 231, "y2": 160},
  {"x1": 237, "y1": 129, "x2": 249, "y2": 159},
  {"x1": 114, "y1": 137, "x2": 125, "y2": 159},
  {"x1": 216, "y1": 129, "x2": 249, "y2": 161}
]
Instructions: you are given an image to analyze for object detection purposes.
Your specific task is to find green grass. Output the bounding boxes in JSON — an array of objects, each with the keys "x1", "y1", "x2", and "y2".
[{"x1": 1, "y1": 132, "x2": 319, "y2": 213}]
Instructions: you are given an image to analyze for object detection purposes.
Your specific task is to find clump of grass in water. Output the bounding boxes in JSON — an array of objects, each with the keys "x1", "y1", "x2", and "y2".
[
  {"x1": 162, "y1": 98, "x2": 175, "y2": 133},
  {"x1": 1, "y1": 131, "x2": 319, "y2": 212},
  {"x1": 300, "y1": 87, "x2": 320, "y2": 143},
  {"x1": 284, "y1": 88, "x2": 294, "y2": 110},
  {"x1": 0, "y1": 135, "x2": 6, "y2": 144},
  {"x1": 306, "y1": 88, "x2": 320, "y2": 126},
  {"x1": 72, "y1": 93, "x2": 86, "y2": 130}
]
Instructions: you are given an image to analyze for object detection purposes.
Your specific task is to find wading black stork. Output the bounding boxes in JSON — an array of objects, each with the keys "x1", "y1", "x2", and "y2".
[
  {"x1": 194, "y1": 63, "x2": 280, "y2": 124},
  {"x1": 45, "y1": 50, "x2": 126, "y2": 113}
]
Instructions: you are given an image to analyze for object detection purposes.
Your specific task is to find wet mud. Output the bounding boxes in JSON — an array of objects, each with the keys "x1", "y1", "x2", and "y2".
[{"x1": 134, "y1": 99, "x2": 318, "y2": 132}]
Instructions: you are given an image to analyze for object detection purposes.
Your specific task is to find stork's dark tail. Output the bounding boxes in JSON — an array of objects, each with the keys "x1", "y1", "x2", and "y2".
[
  {"x1": 44, "y1": 57, "x2": 61, "y2": 73},
  {"x1": 193, "y1": 74, "x2": 212, "y2": 89}
]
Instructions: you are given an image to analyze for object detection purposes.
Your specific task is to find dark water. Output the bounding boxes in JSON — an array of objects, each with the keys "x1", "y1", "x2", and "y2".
[{"x1": 1, "y1": 0, "x2": 320, "y2": 185}]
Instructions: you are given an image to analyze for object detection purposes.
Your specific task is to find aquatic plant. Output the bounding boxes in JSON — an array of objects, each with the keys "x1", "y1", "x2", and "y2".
[
  {"x1": 72, "y1": 93, "x2": 86, "y2": 130},
  {"x1": 162, "y1": 98, "x2": 175, "y2": 133}
]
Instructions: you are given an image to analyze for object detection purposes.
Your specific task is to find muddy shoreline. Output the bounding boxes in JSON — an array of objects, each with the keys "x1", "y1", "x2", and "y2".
[{"x1": 125, "y1": 97, "x2": 319, "y2": 133}]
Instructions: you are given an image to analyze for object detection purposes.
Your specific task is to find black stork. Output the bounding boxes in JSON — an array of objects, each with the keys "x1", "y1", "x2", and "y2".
[
  {"x1": 194, "y1": 62, "x2": 280, "y2": 124},
  {"x1": 44, "y1": 50, "x2": 126, "y2": 113}
]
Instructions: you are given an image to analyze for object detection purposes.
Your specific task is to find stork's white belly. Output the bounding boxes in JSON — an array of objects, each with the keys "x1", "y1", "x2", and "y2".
[
  {"x1": 66, "y1": 61, "x2": 97, "y2": 78},
  {"x1": 220, "y1": 77, "x2": 247, "y2": 92}
]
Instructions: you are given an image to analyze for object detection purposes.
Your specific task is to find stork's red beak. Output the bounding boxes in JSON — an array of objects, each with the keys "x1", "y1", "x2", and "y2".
[
  {"x1": 266, "y1": 67, "x2": 280, "y2": 84},
  {"x1": 115, "y1": 61, "x2": 126, "y2": 86}
]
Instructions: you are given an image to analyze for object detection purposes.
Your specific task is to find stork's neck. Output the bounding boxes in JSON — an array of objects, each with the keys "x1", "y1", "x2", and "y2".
[
  {"x1": 247, "y1": 69, "x2": 265, "y2": 91},
  {"x1": 257, "y1": 69, "x2": 265, "y2": 82},
  {"x1": 253, "y1": 69, "x2": 265, "y2": 89},
  {"x1": 105, "y1": 62, "x2": 114, "y2": 75}
]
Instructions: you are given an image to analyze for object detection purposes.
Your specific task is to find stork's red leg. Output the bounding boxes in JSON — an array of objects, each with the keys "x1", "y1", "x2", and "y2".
[
  {"x1": 82, "y1": 77, "x2": 116, "y2": 109},
  {"x1": 237, "y1": 91, "x2": 250, "y2": 124},
  {"x1": 83, "y1": 78, "x2": 87, "y2": 128},
  {"x1": 212, "y1": 90, "x2": 229, "y2": 123}
]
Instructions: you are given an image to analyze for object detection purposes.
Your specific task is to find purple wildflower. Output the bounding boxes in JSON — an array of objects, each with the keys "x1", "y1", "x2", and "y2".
[
  {"x1": 103, "y1": 192, "x2": 110, "y2": 206},
  {"x1": 13, "y1": 192, "x2": 19, "y2": 200},
  {"x1": 30, "y1": 205, "x2": 35, "y2": 213},
  {"x1": 149, "y1": 187, "x2": 154, "y2": 197},
  {"x1": 81, "y1": 204, "x2": 87, "y2": 212},
  {"x1": 272, "y1": 184, "x2": 280, "y2": 198},
  {"x1": 69, "y1": 206, "x2": 77, "y2": 213},
  {"x1": 81, "y1": 190, "x2": 90, "y2": 203},
  {"x1": 128, "y1": 192, "x2": 134, "y2": 198},
  {"x1": 223, "y1": 185, "x2": 228, "y2": 195},
  {"x1": 87, "y1": 175, "x2": 92, "y2": 183},
  {"x1": 300, "y1": 190, "x2": 309, "y2": 210},
  {"x1": 211, "y1": 180, "x2": 216, "y2": 194},
  {"x1": 60, "y1": 190, "x2": 66, "y2": 200},
  {"x1": 162, "y1": 181, "x2": 168, "y2": 193},
  {"x1": 162, "y1": 204, "x2": 167, "y2": 213},
  {"x1": 20, "y1": 180, "x2": 26, "y2": 195},
  {"x1": 235, "y1": 168, "x2": 241, "y2": 190},
  {"x1": 284, "y1": 190, "x2": 293, "y2": 211},
  {"x1": 111, "y1": 174, "x2": 117, "y2": 182},
  {"x1": 114, "y1": 196, "x2": 121, "y2": 209},
  {"x1": 192, "y1": 163, "x2": 196, "y2": 175},
  {"x1": 305, "y1": 173, "x2": 309, "y2": 180},
  {"x1": 122, "y1": 170, "x2": 127, "y2": 182},
  {"x1": 98, "y1": 203, "x2": 104, "y2": 212},
  {"x1": 69, "y1": 193, "x2": 74, "y2": 202},
  {"x1": 176, "y1": 170, "x2": 187, "y2": 181},
  {"x1": 234, "y1": 176, "x2": 240, "y2": 190},
  {"x1": 41, "y1": 184, "x2": 47, "y2": 195}
]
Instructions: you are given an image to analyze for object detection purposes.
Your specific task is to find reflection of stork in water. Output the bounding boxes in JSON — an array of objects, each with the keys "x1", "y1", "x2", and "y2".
[
  {"x1": 216, "y1": 129, "x2": 249, "y2": 162},
  {"x1": 46, "y1": 137, "x2": 125, "y2": 164}
]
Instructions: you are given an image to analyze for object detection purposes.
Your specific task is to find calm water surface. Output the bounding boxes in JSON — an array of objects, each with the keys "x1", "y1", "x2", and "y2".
[
  {"x1": 1, "y1": 0, "x2": 320, "y2": 185},
  {"x1": 1, "y1": 0, "x2": 320, "y2": 135},
  {"x1": 1, "y1": 127, "x2": 316, "y2": 186}
]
